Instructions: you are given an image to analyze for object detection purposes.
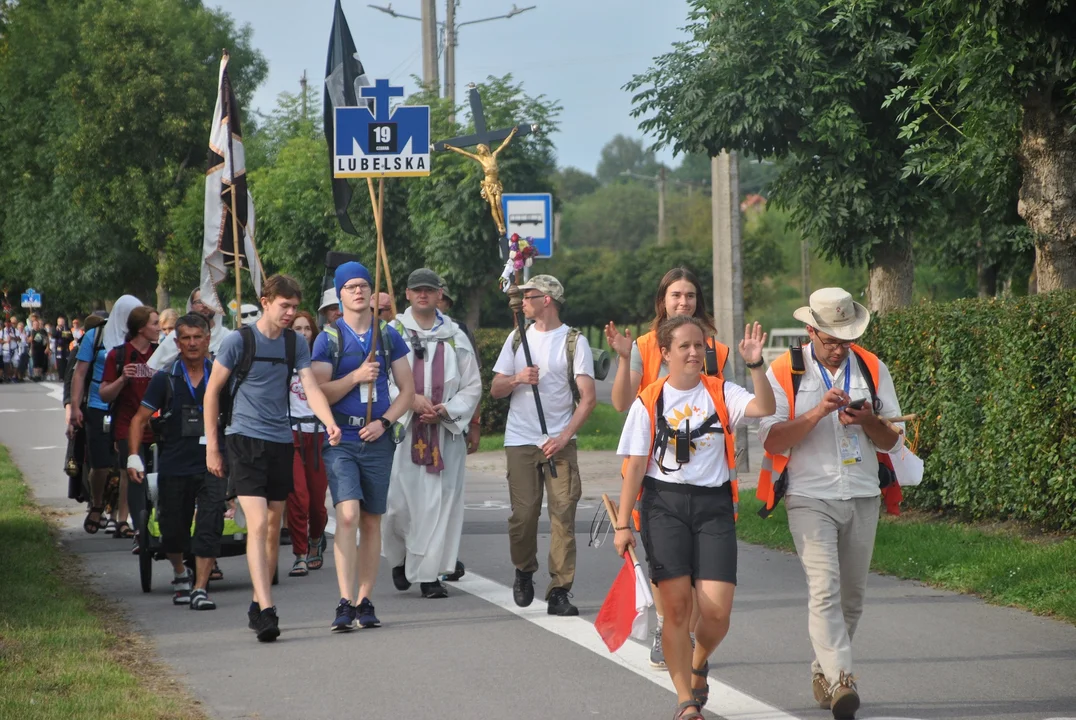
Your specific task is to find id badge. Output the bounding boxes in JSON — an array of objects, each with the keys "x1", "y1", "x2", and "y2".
[
  {"x1": 838, "y1": 431, "x2": 864, "y2": 465},
  {"x1": 180, "y1": 405, "x2": 205, "y2": 438},
  {"x1": 359, "y1": 382, "x2": 378, "y2": 404}
]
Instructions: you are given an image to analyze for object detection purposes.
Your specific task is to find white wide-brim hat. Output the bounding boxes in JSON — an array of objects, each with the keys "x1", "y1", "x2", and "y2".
[
  {"x1": 318, "y1": 288, "x2": 339, "y2": 312},
  {"x1": 793, "y1": 287, "x2": 871, "y2": 341}
]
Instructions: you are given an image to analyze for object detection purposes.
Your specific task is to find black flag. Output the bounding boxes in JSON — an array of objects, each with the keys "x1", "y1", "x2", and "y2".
[{"x1": 324, "y1": 0, "x2": 371, "y2": 236}]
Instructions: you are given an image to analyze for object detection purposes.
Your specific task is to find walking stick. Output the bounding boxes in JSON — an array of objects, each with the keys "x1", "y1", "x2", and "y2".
[
  {"x1": 601, "y1": 494, "x2": 640, "y2": 566},
  {"x1": 364, "y1": 177, "x2": 386, "y2": 426},
  {"x1": 507, "y1": 281, "x2": 557, "y2": 478}
]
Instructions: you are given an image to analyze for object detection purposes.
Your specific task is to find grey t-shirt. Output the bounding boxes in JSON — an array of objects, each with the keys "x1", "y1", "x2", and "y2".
[
  {"x1": 629, "y1": 341, "x2": 668, "y2": 379},
  {"x1": 216, "y1": 326, "x2": 312, "y2": 444}
]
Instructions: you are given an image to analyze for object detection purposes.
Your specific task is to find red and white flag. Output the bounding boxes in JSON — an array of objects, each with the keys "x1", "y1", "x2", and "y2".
[{"x1": 595, "y1": 555, "x2": 654, "y2": 652}]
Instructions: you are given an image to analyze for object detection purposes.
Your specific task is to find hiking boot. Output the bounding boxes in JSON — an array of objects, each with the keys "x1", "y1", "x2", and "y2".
[
  {"x1": 513, "y1": 569, "x2": 534, "y2": 608},
  {"x1": 420, "y1": 580, "x2": 449, "y2": 599},
  {"x1": 547, "y1": 587, "x2": 579, "y2": 616},
  {"x1": 649, "y1": 625, "x2": 666, "y2": 668},
  {"x1": 830, "y1": 672, "x2": 859, "y2": 720},
  {"x1": 392, "y1": 564, "x2": 411, "y2": 591},
  {"x1": 356, "y1": 598, "x2": 380, "y2": 628},
  {"x1": 444, "y1": 560, "x2": 465, "y2": 582},
  {"x1": 247, "y1": 601, "x2": 260, "y2": 630},
  {"x1": 813, "y1": 672, "x2": 832, "y2": 709},
  {"x1": 171, "y1": 570, "x2": 192, "y2": 605},
  {"x1": 331, "y1": 599, "x2": 356, "y2": 633},
  {"x1": 254, "y1": 607, "x2": 280, "y2": 642}
]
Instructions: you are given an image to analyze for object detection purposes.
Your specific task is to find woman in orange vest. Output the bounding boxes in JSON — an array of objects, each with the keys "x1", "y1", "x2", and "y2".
[
  {"x1": 613, "y1": 316, "x2": 775, "y2": 720},
  {"x1": 605, "y1": 266, "x2": 731, "y2": 668}
]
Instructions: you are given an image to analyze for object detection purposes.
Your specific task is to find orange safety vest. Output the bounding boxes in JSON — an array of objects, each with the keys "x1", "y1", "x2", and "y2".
[
  {"x1": 627, "y1": 331, "x2": 732, "y2": 529},
  {"x1": 756, "y1": 345, "x2": 903, "y2": 517},
  {"x1": 628, "y1": 374, "x2": 739, "y2": 520}
]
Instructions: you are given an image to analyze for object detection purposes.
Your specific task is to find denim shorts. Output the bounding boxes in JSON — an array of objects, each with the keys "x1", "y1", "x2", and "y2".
[{"x1": 323, "y1": 434, "x2": 395, "y2": 514}]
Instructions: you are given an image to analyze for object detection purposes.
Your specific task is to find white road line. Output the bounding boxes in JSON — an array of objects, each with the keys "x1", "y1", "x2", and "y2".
[
  {"x1": 43, "y1": 381, "x2": 64, "y2": 403},
  {"x1": 31, "y1": 446, "x2": 61, "y2": 450},
  {"x1": 454, "y1": 572, "x2": 799, "y2": 720},
  {"x1": 0, "y1": 407, "x2": 61, "y2": 413}
]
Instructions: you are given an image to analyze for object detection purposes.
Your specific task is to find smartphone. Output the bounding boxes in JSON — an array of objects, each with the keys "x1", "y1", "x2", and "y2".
[{"x1": 845, "y1": 398, "x2": 868, "y2": 412}]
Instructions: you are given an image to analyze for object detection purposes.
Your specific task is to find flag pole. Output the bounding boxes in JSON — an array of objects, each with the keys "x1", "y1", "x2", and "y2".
[
  {"x1": 602, "y1": 493, "x2": 641, "y2": 566},
  {"x1": 366, "y1": 178, "x2": 397, "y2": 316},
  {"x1": 364, "y1": 176, "x2": 385, "y2": 425},
  {"x1": 231, "y1": 185, "x2": 243, "y2": 329}
]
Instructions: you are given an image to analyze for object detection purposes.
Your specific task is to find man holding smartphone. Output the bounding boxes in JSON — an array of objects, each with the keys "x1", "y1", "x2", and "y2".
[{"x1": 756, "y1": 288, "x2": 904, "y2": 720}]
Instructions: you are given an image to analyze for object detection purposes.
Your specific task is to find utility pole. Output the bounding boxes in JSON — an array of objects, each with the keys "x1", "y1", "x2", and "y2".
[
  {"x1": 421, "y1": 0, "x2": 439, "y2": 91},
  {"x1": 657, "y1": 165, "x2": 667, "y2": 246},
  {"x1": 300, "y1": 70, "x2": 308, "y2": 120},
  {"x1": 444, "y1": 0, "x2": 456, "y2": 120}
]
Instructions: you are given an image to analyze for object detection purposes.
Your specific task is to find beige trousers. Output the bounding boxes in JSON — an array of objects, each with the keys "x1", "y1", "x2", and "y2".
[{"x1": 786, "y1": 495, "x2": 880, "y2": 685}]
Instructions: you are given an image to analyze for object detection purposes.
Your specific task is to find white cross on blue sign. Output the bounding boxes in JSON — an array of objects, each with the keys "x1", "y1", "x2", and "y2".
[{"x1": 333, "y1": 79, "x2": 430, "y2": 178}]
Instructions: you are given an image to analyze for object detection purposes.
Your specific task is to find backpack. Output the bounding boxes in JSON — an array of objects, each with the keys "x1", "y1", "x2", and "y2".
[
  {"x1": 323, "y1": 319, "x2": 393, "y2": 381},
  {"x1": 511, "y1": 326, "x2": 585, "y2": 405},
  {"x1": 219, "y1": 325, "x2": 297, "y2": 428}
]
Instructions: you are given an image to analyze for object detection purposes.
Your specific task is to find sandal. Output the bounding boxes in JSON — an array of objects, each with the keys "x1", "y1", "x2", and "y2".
[
  {"x1": 691, "y1": 661, "x2": 710, "y2": 708},
  {"x1": 306, "y1": 536, "x2": 325, "y2": 571},
  {"x1": 288, "y1": 557, "x2": 309, "y2": 577},
  {"x1": 674, "y1": 699, "x2": 704, "y2": 720},
  {"x1": 210, "y1": 562, "x2": 223, "y2": 582},
  {"x1": 113, "y1": 521, "x2": 134, "y2": 539},
  {"x1": 83, "y1": 506, "x2": 105, "y2": 534}
]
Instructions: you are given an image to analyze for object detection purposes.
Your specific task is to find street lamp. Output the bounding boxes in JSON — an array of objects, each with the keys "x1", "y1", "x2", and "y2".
[{"x1": 368, "y1": 2, "x2": 536, "y2": 108}]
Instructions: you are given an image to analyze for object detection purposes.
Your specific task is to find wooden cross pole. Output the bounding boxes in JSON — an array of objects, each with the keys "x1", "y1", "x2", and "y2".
[
  {"x1": 366, "y1": 179, "x2": 397, "y2": 317},
  {"x1": 364, "y1": 177, "x2": 386, "y2": 425}
]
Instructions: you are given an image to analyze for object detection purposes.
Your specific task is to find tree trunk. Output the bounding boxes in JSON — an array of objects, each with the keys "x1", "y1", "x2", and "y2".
[
  {"x1": 465, "y1": 285, "x2": 482, "y2": 331},
  {"x1": 866, "y1": 236, "x2": 913, "y2": 313},
  {"x1": 155, "y1": 249, "x2": 170, "y2": 310},
  {"x1": 977, "y1": 261, "x2": 998, "y2": 298},
  {"x1": 1017, "y1": 91, "x2": 1076, "y2": 292}
]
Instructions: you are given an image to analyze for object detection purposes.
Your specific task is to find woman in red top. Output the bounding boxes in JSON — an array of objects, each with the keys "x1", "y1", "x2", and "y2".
[{"x1": 100, "y1": 306, "x2": 159, "y2": 540}]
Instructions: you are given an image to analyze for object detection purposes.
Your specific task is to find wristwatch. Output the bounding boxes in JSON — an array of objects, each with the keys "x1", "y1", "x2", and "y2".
[{"x1": 376, "y1": 416, "x2": 392, "y2": 430}]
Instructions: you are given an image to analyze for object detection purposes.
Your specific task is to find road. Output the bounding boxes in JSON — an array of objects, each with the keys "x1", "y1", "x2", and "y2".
[{"x1": 2, "y1": 381, "x2": 1075, "y2": 720}]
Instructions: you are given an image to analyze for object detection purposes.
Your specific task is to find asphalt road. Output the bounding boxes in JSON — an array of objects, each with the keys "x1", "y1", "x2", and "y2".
[{"x1": 2, "y1": 381, "x2": 1075, "y2": 720}]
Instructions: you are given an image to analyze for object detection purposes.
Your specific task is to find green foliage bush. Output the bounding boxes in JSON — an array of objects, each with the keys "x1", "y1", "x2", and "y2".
[
  {"x1": 861, "y1": 292, "x2": 1076, "y2": 531},
  {"x1": 473, "y1": 327, "x2": 512, "y2": 435}
]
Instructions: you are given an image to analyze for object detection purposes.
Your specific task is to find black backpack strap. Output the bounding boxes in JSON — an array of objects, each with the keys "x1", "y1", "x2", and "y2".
[
  {"x1": 850, "y1": 349, "x2": 881, "y2": 413},
  {"x1": 230, "y1": 325, "x2": 257, "y2": 399}
]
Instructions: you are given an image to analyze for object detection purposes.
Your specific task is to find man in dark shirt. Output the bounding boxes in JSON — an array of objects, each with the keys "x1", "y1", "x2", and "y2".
[
  {"x1": 53, "y1": 316, "x2": 74, "y2": 382},
  {"x1": 30, "y1": 316, "x2": 48, "y2": 381},
  {"x1": 127, "y1": 314, "x2": 223, "y2": 610}
]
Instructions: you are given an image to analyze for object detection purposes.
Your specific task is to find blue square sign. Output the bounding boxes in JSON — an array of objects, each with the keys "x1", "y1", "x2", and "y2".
[
  {"x1": 334, "y1": 79, "x2": 430, "y2": 178},
  {"x1": 502, "y1": 193, "x2": 553, "y2": 258}
]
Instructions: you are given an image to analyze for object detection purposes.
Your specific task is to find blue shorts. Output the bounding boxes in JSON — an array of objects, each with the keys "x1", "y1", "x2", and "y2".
[{"x1": 323, "y1": 435, "x2": 395, "y2": 514}]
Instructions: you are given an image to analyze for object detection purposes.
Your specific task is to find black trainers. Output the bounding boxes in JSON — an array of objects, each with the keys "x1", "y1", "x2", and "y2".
[
  {"x1": 392, "y1": 564, "x2": 411, "y2": 591},
  {"x1": 420, "y1": 580, "x2": 448, "y2": 598},
  {"x1": 330, "y1": 599, "x2": 356, "y2": 633},
  {"x1": 513, "y1": 569, "x2": 534, "y2": 607},
  {"x1": 444, "y1": 560, "x2": 465, "y2": 582},
  {"x1": 547, "y1": 587, "x2": 579, "y2": 616},
  {"x1": 247, "y1": 601, "x2": 260, "y2": 629},
  {"x1": 253, "y1": 606, "x2": 280, "y2": 642},
  {"x1": 356, "y1": 597, "x2": 380, "y2": 628}
]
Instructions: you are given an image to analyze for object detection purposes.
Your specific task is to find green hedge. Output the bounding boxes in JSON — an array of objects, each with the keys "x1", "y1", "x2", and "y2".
[
  {"x1": 861, "y1": 292, "x2": 1076, "y2": 531},
  {"x1": 474, "y1": 327, "x2": 512, "y2": 435}
]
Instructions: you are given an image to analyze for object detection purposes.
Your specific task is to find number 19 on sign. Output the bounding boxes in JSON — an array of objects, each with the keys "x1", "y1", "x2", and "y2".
[{"x1": 369, "y1": 123, "x2": 397, "y2": 153}]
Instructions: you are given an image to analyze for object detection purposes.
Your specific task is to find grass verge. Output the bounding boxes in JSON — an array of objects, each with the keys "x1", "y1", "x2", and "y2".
[
  {"x1": 0, "y1": 445, "x2": 206, "y2": 720},
  {"x1": 736, "y1": 495, "x2": 1076, "y2": 625},
  {"x1": 478, "y1": 402, "x2": 627, "y2": 453}
]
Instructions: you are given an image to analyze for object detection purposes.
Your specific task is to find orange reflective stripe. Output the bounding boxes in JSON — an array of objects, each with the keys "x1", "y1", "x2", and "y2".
[{"x1": 757, "y1": 350, "x2": 795, "y2": 511}]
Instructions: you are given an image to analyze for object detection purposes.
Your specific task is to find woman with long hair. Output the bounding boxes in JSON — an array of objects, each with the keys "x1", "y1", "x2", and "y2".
[
  {"x1": 99, "y1": 305, "x2": 159, "y2": 542},
  {"x1": 614, "y1": 315, "x2": 774, "y2": 720},
  {"x1": 285, "y1": 310, "x2": 330, "y2": 577},
  {"x1": 604, "y1": 266, "x2": 732, "y2": 668}
]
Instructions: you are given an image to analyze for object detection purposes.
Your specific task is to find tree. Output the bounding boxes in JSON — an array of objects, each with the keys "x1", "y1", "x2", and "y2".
[
  {"x1": 627, "y1": 0, "x2": 938, "y2": 311},
  {"x1": 595, "y1": 134, "x2": 660, "y2": 185},
  {"x1": 559, "y1": 183, "x2": 658, "y2": 251},
  {"x1": 888, "y1": 1, "x2": 1076, "y2": 292},
  {"x1": 553, "y1": 167, "x2": 600, "y2": 203}
]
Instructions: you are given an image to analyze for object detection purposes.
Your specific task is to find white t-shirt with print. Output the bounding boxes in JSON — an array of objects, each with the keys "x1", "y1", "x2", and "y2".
[
  {"x1": 617, "y1": 380, "x2": 754, "y2": 487},
  {"x1": 288, "y1": 371, "x2": 317, "y2": 434},
  {"x1": 493, "y1": 324, "x2": 594, "y2": 447}
]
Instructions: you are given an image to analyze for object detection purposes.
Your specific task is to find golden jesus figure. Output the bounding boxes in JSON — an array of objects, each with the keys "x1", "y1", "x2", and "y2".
[{"x1": 442, "y1": 126, "x2": 519, "y2": 235}]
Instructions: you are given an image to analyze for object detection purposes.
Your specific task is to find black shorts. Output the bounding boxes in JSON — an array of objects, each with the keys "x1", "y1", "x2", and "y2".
[
  {"x1": 158, "y1": 473, "x2": 225, "y2": 558},
  {"x1": 639, "y1": 476, "x2": 737, "y2": 585},
  {"x1": 84, "y1": 407, "x2": 116, "y2": 470},
  {"x1": 226, "y1": 434, "x2": 294, "y2": 501}
]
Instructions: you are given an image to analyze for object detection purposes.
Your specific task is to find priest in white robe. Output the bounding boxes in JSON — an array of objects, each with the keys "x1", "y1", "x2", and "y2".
[
  {"x1": 382, "y1": 269, "x2": 482, "y2": 599},
  {"x1": 147, "y1": 287, "x2": 232, "y2": 370}
]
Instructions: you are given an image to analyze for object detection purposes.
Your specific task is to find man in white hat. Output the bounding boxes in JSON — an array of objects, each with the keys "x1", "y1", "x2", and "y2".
[
  {"x1": 757, "y1": 287, "x2": 904, "y2": 720},
  {"x1": 319, "y1": 288, "x2": 341, "y2": 329}
]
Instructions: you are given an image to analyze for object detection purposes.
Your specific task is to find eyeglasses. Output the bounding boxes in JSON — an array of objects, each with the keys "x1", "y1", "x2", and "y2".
[
  {"x1": 341, "y1": 283, "x2": 371, "y2": 295},
  {"x1": 816, "y1": 335, "x2": 853, "y2": 349},
  {"x1": 522, "y1": 293, "x2": 546, "y2": 302}
]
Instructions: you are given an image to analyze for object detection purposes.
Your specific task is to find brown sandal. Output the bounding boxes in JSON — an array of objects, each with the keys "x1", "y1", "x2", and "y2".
[
  {"x1": 691, "y1": 661, "x2": 710, "y2": 708},
  {"x1": 674, "y1": 699, "x2": 703, "y2": 720}
]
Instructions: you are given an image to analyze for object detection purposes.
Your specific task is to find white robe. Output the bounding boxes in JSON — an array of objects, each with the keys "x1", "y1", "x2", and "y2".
[
  {"x1": 147, "y1": 300, "x2": 231, "y2": 372},
  {"x1": 381, "y1": 309, "x2": 482, "y2": 583}
]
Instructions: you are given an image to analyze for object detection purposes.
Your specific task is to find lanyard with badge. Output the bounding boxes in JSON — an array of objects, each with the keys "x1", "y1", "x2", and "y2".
[
  {"x1": 179, "y1": 359, "x2": 211, "y2": 443},
  {"x1": 342, "y1": 321, "x2": 378, "y2": 403},
  {"x1": 815, "y1": 352, "x2": 864, "y2": 465}
]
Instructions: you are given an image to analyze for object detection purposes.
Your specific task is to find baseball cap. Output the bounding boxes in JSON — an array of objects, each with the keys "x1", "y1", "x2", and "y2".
[
  {"x1": 318, "y1": 287, "x2": 339, "y2": 312},
  {"x1": 407, "y1": 268, "x2": 442, "y2": 290},
  {"x1": 518, "y1": 275, "x2": 564, "y2": 303}
]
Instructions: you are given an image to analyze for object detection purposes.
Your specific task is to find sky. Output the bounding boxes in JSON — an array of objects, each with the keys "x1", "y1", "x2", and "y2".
[{"x1": 213, "y1": 0, "x2": 694, "y2": 174}]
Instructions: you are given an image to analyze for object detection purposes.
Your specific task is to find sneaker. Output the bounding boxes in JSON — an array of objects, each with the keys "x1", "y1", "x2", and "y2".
[
  {"x1": 356, "y1": 597, "x2": 380, "y2": 628},
  {"x1": 392, "y1": 564, "x2": 411, "y2": 591},
  {"x1": 247, "y1": 601, "x2": 260, "y2": 630},
  {"x1": 444, "y1": 560, "x2": 465, "y2": 582},
  {"x1": 649, "y1": 626, "x2": 666, "y2": 668},
  {"x1": 420, "y1": 580, "x2": 448, "y2": 599},
  {"x1": 546, "y1": 587, "x2": 579, "y2": 616},
  {"x1": 330, "y1": 598, "x2": 356, "y2": 633},
  {"x1": 189, "y1": 589, "x2": 216, "y2": 611},
  {"x1": 813, "y1": 672, "x2": 832, "y2": 710},
  {"x1": 171, "y1": 571, "x2": 192, "y2": 605},
  {"x1": 830, "y1": 672, "x2": 859, "y2": 720},
  {"x1": 253, "y1": 606, "x2": 281, "y2": 642},
  {"x1": 513, "y1": 569, "x2": 534, "y2": 608}
]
